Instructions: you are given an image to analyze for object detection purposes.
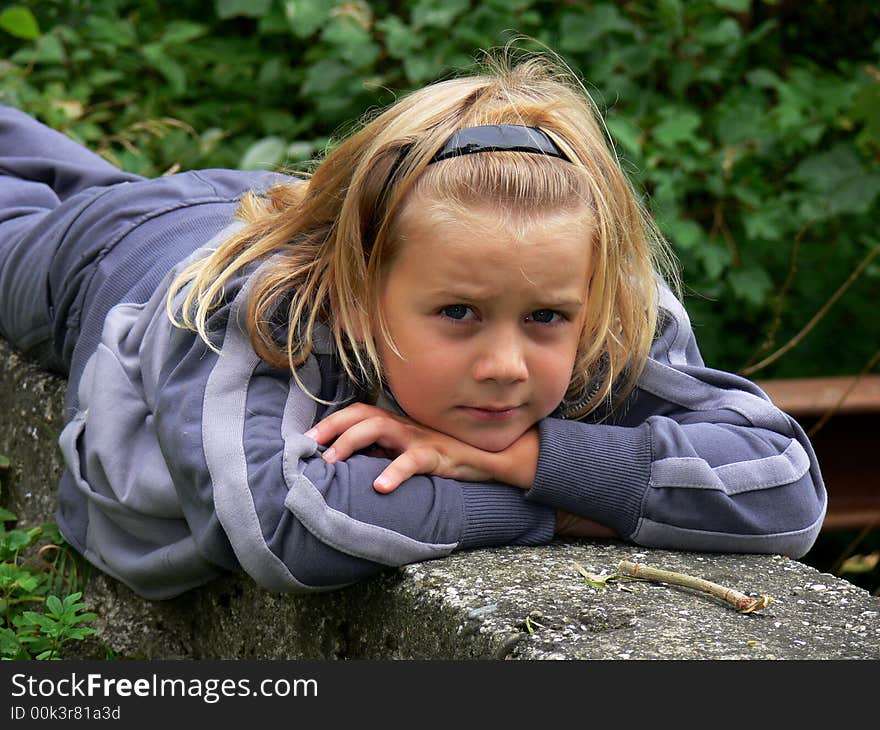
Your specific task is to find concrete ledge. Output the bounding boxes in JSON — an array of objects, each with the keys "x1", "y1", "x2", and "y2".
[{"x1": 2, "y1": 338, "x2": 879, "y2": 660}]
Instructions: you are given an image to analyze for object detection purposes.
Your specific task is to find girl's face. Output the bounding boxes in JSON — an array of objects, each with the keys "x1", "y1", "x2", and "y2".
[{"x1": 375, "y1": 198, "x2": 593, "y2": 452}]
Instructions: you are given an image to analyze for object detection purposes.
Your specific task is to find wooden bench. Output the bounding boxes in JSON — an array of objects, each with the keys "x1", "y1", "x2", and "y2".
[{"x1": 757, "y1": 375, "x2": 880, "y2": 531}]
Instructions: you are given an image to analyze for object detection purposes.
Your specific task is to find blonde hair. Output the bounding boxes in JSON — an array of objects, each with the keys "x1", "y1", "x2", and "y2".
[{"x1": 167, "y1": 51, "x2": 677, "y2": 419}]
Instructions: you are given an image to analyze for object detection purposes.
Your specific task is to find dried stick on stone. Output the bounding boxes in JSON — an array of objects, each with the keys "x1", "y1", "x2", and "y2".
[{"x1": 616, "y1": 560, "x2": 772, "y2": 614}]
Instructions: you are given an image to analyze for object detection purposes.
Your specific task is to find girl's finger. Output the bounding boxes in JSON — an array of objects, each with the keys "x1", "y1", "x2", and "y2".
[
  {"x1": 305, "y1": 403, "x2": 388, "y2": 443},
  {"x1": 373, "y1": 449, "x2": 438, "y2": 494},
  {"x1": 322, "y1": 417, "x2": 401, "y2": 464}
]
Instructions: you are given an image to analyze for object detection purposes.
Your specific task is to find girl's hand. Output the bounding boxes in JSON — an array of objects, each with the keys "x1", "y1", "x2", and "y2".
[
  {"x1": 555, "y1": 511, "x2": 618, "y2": 539},
  {"x1": 304, "y1": 403, "x2": 538, "y2": 493}
]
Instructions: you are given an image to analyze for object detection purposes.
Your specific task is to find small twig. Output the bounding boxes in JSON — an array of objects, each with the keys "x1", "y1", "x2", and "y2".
[
  {"x1": 524, "y1": 614, "x2": 545, "y2": 634},
  {"x1": 709, "y1": 200, "x2": 741, "y2": 267},
  {"x1": 831, "y1": 522, "x2": 877, "y2": 575},
  {"x1": 740, "y1": 219, "x2": 812, "y2": 372},
  {"x1": 807, "y1": 347, "x2": 880, "y2": 438},
  {"x1": 741, "y1": 243, "x2": 880, "y2": 376},
  {"x1": 616, "y1": 560, "x2": 772, "y2": 614},
  {"x1": 573, "y1": 562, "x2": 615, "y2": 589}
]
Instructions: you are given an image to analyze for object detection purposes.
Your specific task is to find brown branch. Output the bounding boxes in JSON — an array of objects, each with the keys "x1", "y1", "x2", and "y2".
[
  {"x1": 710, "y1": 201, "x2": 740, "y2": 266},
  {"x1": 616, "y1": 560, "x2": 772, "y2": 614},
  {"x1": 807, "y1": 348, "x2": 880, "y2": 438},
  {"x1": 740, "y1": 219, "x2": 812, "y2": 373},
  {"x1": 741, "y1": 243, "x2": 880, "y2": 376},
  {"x1": 831, "y1": 522, "x2": 877, "y2": 575}
]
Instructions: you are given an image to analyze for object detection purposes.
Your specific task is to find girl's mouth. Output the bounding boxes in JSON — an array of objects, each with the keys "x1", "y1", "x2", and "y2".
[{"x1": 458, "y1": 405, "x2": 521, "y2": 421}]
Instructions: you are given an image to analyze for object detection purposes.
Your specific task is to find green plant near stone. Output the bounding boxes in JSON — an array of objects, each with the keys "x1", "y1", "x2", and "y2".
[{"x1": 0, "y1": 497, "x2": 98, "y2": 660}]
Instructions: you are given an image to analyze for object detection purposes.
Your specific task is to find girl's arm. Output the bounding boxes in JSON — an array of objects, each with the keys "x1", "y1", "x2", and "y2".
[
  {"x1": 524, "y1": 284, "x2": 827, "y2": 558},
  {"x1": 151, "y1": 266, "x2": 556, "y2": 593},
  {"x1": 308, "y1": 282, "x2": 826, "y2": 557},
  {"x1": 62, "y1": 250, "x2": 555, "y2": 599}
]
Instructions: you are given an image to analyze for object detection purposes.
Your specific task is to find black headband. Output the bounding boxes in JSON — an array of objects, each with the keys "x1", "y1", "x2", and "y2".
[{"x1": 429, "y1": 124, "x2": 571, "y2": 164}]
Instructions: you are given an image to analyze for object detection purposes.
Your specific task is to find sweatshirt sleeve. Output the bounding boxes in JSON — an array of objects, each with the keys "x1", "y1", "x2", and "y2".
[
  {"x1": 527, "y1": 283, "x2": 827, "y2": 559},
  {"x1": 154, "y1": 272, "x2": 555, "y2": 593}
]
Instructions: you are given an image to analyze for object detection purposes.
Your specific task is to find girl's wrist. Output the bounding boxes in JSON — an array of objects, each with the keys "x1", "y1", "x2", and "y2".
[{"x1": 488, "y1": 426, "x2": 539, "y2": 490}]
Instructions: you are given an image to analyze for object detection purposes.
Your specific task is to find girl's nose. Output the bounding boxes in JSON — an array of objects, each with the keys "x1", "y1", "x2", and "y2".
[{"x1": 472, "y1": 331, "x2": 528, "y2": 384}]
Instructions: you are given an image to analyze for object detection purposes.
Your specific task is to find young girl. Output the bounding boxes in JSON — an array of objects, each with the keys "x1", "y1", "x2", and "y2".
[{"x1": 0, "y1": 56, "x2": 826, "y2": 600}]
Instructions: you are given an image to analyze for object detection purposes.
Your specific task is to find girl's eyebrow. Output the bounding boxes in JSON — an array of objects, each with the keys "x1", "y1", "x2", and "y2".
[
  {"x1": 524, "y1": 295, "x2": 584, "y2": 309},
  {"x1": 425, "y1": 286, "x2": 584, "y2": 309},
  {"x1": 423, "y1": 284, "x2": 491, "y2": 299}
]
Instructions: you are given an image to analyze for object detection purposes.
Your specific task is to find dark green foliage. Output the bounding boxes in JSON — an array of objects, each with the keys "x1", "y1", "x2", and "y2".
[
  {"x1": 1, "y1": 0, "x2": 878, "y2": 377},
  {"x1": 801, "y1": 525, "x2": 880, "y2": 596},
  {"x1": 0, "y1": 506, "x2": 97, "y2": 659}
]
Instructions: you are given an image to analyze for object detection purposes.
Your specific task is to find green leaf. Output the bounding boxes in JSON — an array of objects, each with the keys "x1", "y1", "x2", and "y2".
[
  {"x1": 377, "y1": 16, "x2": 420, "y2": 59},
  {"x1": 574, "y1": 562, "x2": 614, "y2": 589},
  {"x1": 694, "y1": 242, "x2": 732, "y2": 280},
  {"x1": 742, "y1": 206, "x2": 788, "y2": 241},
  {"x1": 791, "y1": 143, "x2": 880, "y2": 216},
  {"x1": 301, "y1": 58, "x2": 350, "y2": 96},
  {"x1": 0, "y1": 506, "x2": 16, "y2": 522},
  {"x1": 665, "y1": 218, "x2": 705, "y2": 250},
  {"x1": 713, "y1": 0, "x2": 751, "y2": 12},
  {"x1": 838, "y1": 552, "x2": 879, "y2": 575},
  {"x1": 161, "y1": 21, "x2": 208, "y2": 46},
  {"x1": 0, "y1": 628, "x2": 25, "y2": 659},
  {"x1": 746, "y1": 68, "x2": 781, "y2": 89},
  {"x1": 0, "y1": 453, "x2": 10, "y2": 469},
  {"x1": 239, "y1": 136, "x2": 287, "y2": 170},
  {"x1": 606, "y1": 116, "x2": 643, "y2": 157},
  {"x1": 2, "y1": 529, "x2": 36, "y2": 552},
  {"x1": 284, "y1": 0, "x2": 332, "y2": 39},
  {"x1": 199, "y1": 128, "x2": 226, "y2": 156},
  {"x1": 656, "y1": 0, "x2": 684, "y2": 34},
  {"x1": 17, "y1": 610, "x2": 50, "y2": 628},
  {"x1": 66, "y1": 627, "x2": 97, "y2": 640},
  {"x1": 403, "y1": 55, "x2": 438, "y2": 85},
  {"x1": 852, "y1": 77, "x2": 880, "y2": 143},
  {"x1": 557, "y1": 5, "x2": 635, "y2": 52},
  {"x1": 714, "y1": 90, "x2": 770, "y2": 145},
  {"x1": 215, "y1": 0, "x2": 273, "y2": 19},
  {"x1": 412, "y1": 0, "x2": 470, "y2": 28},
  {"x1": 142, "y1": 44, "x2": 188, "y2": 96},
  {"x1": 38, "y1": 522, "x2": 64, "y2": 545},
  {"x1": 792, "y1": 144, "x2": 864, "y2": 192},
  {"x1": 68, "y1": 609, "x2": 98, "y2": 625},
  {"x1": 321, "y1": 17, "x2": 379, "y2": 68},
  {"x1": 652, "y1": 109, "x2": 701, "y2": 147},
  {"x1": 63, "y1": 591, "x2": 84, "y2": 607},
  {"x1": 773, "y1": 85, "x2": 809, "y2": 131},
  {"x1": 0, "y1": 6, "x2": 40, "y2": 40},
  {"x1": 0, "y1": 561, "x2": 44, "y2": 592},
  {"x1": 698, "y1": 17, "x2": 742, "y2": 46},
  {"x1": 29, "y1": 28, "x2": 67, "y2": 64},
  {"x1": 286, "y1": 140, "x2": 317, "y2": 161},
  {"x1": 87, "y1": 69, "x2": 125, "y2": 88},
  {"x1": 827, "y1": 174, "x2": 880, "y2": 216},
  {"x1": 45, "y1": 595, "x2": 63, "y2": 616},
  {"x1": 727, "y1": 266, "x2": 773, "y2": 306},
  {"x1": 83, "y1": 15, "x2": 132, "y2": 46}
]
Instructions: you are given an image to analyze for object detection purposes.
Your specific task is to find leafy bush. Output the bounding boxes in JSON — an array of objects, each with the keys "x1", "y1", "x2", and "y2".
[
  {"x1": 1, "y1": 0, "x2": 878, "y2": 378},
  {"x1": 0, "y1": 505, "x2": 97, "y2": 660}
]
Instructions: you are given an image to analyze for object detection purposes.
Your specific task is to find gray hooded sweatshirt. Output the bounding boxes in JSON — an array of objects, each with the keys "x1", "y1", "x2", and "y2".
[{"x1": 0, "y1": 106, "x2": 826, "y2": 599}]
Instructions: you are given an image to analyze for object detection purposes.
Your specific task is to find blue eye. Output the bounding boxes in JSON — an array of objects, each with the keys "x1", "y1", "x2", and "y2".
[
  {"x1": 528, "y1": 309, "x2": 561, "y2": 324},
  {"x1": 441, "y1": 305, "x2": 472, "y2": 320}
]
